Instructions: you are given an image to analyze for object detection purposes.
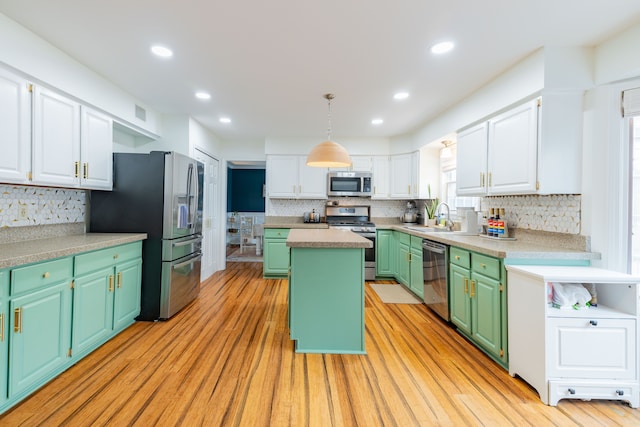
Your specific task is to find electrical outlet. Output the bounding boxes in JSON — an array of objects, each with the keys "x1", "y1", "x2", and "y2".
[{"x1": 18, "y1": 205, "x2": 28, "y2": 220}]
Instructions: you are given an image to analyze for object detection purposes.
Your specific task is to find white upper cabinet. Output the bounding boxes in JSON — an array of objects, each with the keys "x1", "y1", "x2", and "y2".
[
  {"x1": 487, "y1": 98, "x2": 539, "y2": 195},
  {"x1": 457, "y1": 94, "x2": 580, "y2": 196},
  {"x1": 389, "y1": 152, "x2": 418, "y2": 199},
  {"x1": 371, "y1": 156, "x2": 390, "y2": 199},
  {"x1": 457, "y1": 122, "x2": 489, "y2": 196},
  {"x1": 266, "y1": 155, "x2": 327, "y2": 199},
  {"x1": 0, "y1": 68, "x2": 31, "y2": 185},
  {"x1": 32, "y1": 86, "x2": 113, "y2": 190},
  {"x1": 32, "y1": 86, "x2": 81, "y2": 188},
  {"x1": 80, "y1": 108, "x2": 113, "y2": 189}
]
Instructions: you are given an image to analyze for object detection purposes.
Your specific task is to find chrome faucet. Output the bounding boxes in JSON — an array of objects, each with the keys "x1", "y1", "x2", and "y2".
[{"x1": 435, "y1": 202, "x2": 454, "y2": 231}]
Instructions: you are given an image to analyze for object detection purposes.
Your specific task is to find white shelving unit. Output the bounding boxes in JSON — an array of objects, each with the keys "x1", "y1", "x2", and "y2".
[{"x1": 506, "y1": 265, "x2": 640, "y2": 407}]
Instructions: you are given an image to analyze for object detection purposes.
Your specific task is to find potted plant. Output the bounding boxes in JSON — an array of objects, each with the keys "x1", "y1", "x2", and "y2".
[{"x1": 424, "y1": 185, "x2": 439, "y2": 226}]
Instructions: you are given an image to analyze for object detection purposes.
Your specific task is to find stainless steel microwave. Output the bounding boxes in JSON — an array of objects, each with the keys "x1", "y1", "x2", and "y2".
[{"x1": 327, "y1": 171, "x2": 372, "y2": 197}]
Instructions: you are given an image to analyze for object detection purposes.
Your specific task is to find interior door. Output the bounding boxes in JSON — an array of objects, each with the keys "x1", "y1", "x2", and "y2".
[{"x1": 194, "y1": 148, "x2": 221, "y2": 280}]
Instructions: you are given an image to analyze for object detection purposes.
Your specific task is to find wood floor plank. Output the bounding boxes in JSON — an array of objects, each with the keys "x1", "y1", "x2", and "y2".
[{"x1": 1, "y1": 261, "x2": 639, "y2": 426}]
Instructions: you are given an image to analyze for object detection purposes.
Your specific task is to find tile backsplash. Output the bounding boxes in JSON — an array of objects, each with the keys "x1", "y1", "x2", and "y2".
[
  {"x1": 268, "y1": 194, "x2": 582, "y2": 234},
  {"x1": 0, "y1": 184, "x2": 86, "y2": 228},
  {"x1": 1, "y1": 183, "x2": 581, "y2": 235},
  {"x1": 482, "y1": 194, "x2": 581, "y2": 234}
]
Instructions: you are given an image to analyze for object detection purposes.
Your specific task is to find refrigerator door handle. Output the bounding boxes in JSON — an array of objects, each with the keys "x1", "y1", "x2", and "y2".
[
  {"x1": 173, "y1": 236, "x2": 202, "y2": 247},
  {"x1": 186, "y1": 163, "x2": 194, "y2": 229},
  {"x1": 172, "y1": 253, "x2": 202, "y2": 270}
]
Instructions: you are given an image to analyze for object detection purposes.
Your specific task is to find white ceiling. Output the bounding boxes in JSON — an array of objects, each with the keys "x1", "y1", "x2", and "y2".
[{"x1": 1, "y1": 1, "x2": 640, "y2": 143}]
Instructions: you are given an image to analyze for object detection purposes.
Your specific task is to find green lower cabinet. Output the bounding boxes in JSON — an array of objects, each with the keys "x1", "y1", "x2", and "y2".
[
  {"x1": 73, "y1": 267, "x2": 114, "y2": 357},
  {"x1": 450, "y1": 263, "x2": 472, "y2": 334},
  {"x1": 394, "y1": 232, "x2": 423, "y2": 299},
  {"x1": 9, "y1": 280, "x2": 72, "y2": 398},
  {"x1": 449, "y1": 246, "x2": 507, "y2": 368},
  {"x1": 0, "y1": 241, "x2": 143, "y2": 416},
  {"x1": 113, "y1": 259, "x2": 142, "y2": 331},
  {"x1": 409, "y1": 236, "x2": 424, "y2": 299},
  {"x1": 0, "y1": 270, "x2": 8, "y2": 405},
  {"x1": 289, "y1": 247, "x2": 365, "y2": 354},
  {"x1": 375, "y1": 230, "x2": 394, "y2": 277},
  {"x1": 263, "y1": 228, "x2": 290, "y2": 278}
]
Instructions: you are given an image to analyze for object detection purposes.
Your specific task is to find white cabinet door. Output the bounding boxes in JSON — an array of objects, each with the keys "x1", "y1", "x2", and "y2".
[
  {"x1": 389, "y1": 153, "x2": 417, "y2": 198},
  {"x1": 371, "y1": 156, "x2": 390, "y2": 199},
  {"x1": 488, "y1": 99, "x2": 538, "y2": 195},
  {"x1": 0, "y1": 68, "x2": 31, "y2": 185},
  {"x1": 80, "y1": 107, "x2": 113, "y2": 190},
  {"x1": 32, "y1": 86, "x2": 81, "y2": 187},
  {"x1": 456, "y1": 122, "x2": 488, "y2": 196},
  {"x1": 297, "y1": 157, "x2": 327, "y2": 199},
  {"x1": 266, "y1": 156, "x2": 300, "y2": 198},
  {"x1": 350, "y1": 156, "x2": 372, "y2": 172}
]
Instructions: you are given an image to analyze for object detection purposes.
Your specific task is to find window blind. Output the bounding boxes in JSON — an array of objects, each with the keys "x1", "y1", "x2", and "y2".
[{"x1": 622, "y1": 87, "x2": 640, "y2": 117}]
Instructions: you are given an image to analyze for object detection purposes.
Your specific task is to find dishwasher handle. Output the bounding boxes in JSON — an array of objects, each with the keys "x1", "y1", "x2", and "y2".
[{"x1": 422, "y1": 240, "x2": 447, "y2": 254}]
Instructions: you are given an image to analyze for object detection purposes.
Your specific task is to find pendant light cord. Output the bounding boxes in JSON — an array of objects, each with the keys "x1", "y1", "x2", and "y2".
[{"x1": 325, "y1": 93, "x2": 335, "y2": 141}]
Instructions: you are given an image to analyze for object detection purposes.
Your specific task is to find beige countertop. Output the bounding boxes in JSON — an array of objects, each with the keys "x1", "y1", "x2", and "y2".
[
  {"x1": 0, "y1": 233, "x2": 148, "y2": 269},
  {"x1": 286, "y1": 228, "x2": 373, "y2": 249},
  {"x1": 378, "y1": 224, "x2": 599, "y2": 261}
]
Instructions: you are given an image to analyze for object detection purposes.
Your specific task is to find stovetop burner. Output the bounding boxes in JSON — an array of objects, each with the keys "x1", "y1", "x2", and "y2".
[{"x1": 325, "y1": 205, "x2": 375, "y2": 233}]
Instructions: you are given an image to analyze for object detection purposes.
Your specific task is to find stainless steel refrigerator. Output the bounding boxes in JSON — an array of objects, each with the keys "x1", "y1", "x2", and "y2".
[{"x1": 90, "y1": 151, "x2": 204, "y2": 320}]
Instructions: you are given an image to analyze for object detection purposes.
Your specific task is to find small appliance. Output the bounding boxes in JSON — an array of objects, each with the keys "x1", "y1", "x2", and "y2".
[
  {"x1": 327, "y1": 171, "x2": 372, "y2": 197},
  {"x1": 401, "y1": 201, "x2": 418, "y2": 223}
]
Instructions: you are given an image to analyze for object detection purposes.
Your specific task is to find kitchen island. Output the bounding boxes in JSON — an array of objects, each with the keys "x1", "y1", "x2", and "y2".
[{"x1": 286, "y1": 228, "x2": 372, "y2": 354}]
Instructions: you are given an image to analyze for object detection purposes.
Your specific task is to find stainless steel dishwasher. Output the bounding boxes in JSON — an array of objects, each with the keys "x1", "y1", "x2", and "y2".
[{"x1": 422, "y1": 239, "x2": 449, "y2": 321}]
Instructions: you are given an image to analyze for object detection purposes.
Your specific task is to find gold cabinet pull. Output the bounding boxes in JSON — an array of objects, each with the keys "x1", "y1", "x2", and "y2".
[
  {"x1": 109, "y1": 275, "x2": 114, "y2": 292},
  {"x1": 480, "y1": 263, "x2": 487, "y2": 269},
  {"x1": 455, "y1": 255, "x2": 460, "y2": 260},
  {"x1": 488, "y1": 172, "x2": 492, "y2": 188},
  {"x1": 113, "y1": 253, "x2": 119, "y2": 260},
  {"x1": 464, "y1": 278, "x2": 469, "y2": 294},
  {"x1": 83, "y1": 162, "x2": 88, "y2": 179},
  {"x1": 74, "y1": 161, "x2": 80, "y2": 178},
  {"x1": 117, "y1": 272, "x2": 123, "y2": 288},
  {"x1": 480, "y1": 172, "x2": 484, "y2": 187},
  {"x1": 13, "y1": 308, "x2": 22, "y2": 333},
  {"x1": 470, "y1": 280, "x2": 476, "y2": 298},
  {"x1": 0, "y1": 313, "x2": 4, "y2": 342},
  {"x1": 43, "y1": 272, "x2": 50, "y2": 279}
]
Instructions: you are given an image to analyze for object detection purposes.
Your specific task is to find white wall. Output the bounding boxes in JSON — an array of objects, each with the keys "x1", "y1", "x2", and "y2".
[
  {"x1": 594, "y1": 23, "x2": 640, "y2": 84},
  {"x1": 0, "y1": 13, "x2": 160, "y2": 137}
]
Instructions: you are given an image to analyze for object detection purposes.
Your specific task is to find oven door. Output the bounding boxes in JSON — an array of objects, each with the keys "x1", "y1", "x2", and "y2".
[{"x1": 358, "y1": 232, "x2": 376, "y2": 280}]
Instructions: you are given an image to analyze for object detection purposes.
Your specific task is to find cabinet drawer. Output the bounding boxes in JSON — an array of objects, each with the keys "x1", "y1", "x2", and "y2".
[
  {"x1": 450, "y1": 247, "x2": 470, "y2": 269},
  {"x1": 264, "y1": 228, "x2": 290, "y2": 239},
  {"x1": 471, "y1": 253, "x2": 501, "y2": 279},
  {"x1": 548, "y1": 317, "x2": 636, "y2": 379},
  {"x1": 75, "y1": 242, "x2": 142, "y2": 276},
  {"x1": 410, "y1": 235, "x2": 423, "y2": 248},
  {"x1": 397, "y1": 232, "x2": 410, "y2": 246},
  {"x1": 548, "y1": 380, "x2": 639, "y2": 407},
  {"x1": 11, "y1": 257, "x2": 73, "y2": 295}
]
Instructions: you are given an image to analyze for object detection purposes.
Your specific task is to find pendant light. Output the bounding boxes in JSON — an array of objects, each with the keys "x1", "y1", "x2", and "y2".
[{"x1": 306, "y1": 94, "x2": 352, "y2": 167}]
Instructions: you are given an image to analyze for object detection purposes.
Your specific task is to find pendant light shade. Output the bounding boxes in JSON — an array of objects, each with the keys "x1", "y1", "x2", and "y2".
[
  {"x1": 306, "y1": 140, "x2": 352, "y2": 167},
  {"x1": 306, "y1": 94, "x2": 352, "y2": 168}
]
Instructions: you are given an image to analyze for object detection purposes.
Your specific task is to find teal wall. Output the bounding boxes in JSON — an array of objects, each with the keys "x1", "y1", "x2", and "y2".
[{"x1": 227, "y1": 169, "x2": 265, "y2": 212}]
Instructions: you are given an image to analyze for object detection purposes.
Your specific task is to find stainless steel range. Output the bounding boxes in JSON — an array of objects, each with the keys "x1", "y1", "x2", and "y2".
[{"x1": 326, "y1": 205, "x2": 376, "y2": 280}]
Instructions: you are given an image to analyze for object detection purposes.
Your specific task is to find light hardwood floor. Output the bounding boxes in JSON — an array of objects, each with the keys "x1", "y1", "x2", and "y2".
[{"x1": 1, "y1": 261, "x2": 639, "y2": 426}]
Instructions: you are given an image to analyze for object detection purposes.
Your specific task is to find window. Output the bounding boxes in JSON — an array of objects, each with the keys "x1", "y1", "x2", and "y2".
[
  {"x1": 440, "y1": 143, "x2": 479, "y2": 214},
  {"x1": 631, "y1": 118, "x2": 640, "y2": 274}
]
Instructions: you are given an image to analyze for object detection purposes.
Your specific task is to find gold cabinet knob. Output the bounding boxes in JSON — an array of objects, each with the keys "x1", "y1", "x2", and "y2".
[
  {"x1": 43, "y1": 272, "x2": 50, "y2": 279},
  {"x1": 455, "y1": 255, "x2": 460, "y2": 260},
  {"x1": 113, "y1": 254, "x2": 119, "y2": 259}
]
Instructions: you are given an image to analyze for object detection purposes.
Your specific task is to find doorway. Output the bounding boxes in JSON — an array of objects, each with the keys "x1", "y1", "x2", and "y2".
[{"x1": 226, "y1": 161, "x2": 266, "y2": 262}]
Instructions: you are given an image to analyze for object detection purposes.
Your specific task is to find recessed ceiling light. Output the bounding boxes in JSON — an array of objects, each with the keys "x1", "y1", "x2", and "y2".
[
  {"x1": 219, "y1": 117, "x2": 231, "y2": 124},
  {"x1": 151, "y1": 45, "x2": 173, "y2": 58},
  {"x1": 371, "y1": 118, "x2": 384, "y2": 125},
  {"x1": 195, "y1": 92, "x2": 211, "y2": 100},
  {"x1": 430, "y1": 41, "x2": 454, "y2": 54},
  {"x1": 393, "y1": 92, "x2": 409, "y2": 100}
]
